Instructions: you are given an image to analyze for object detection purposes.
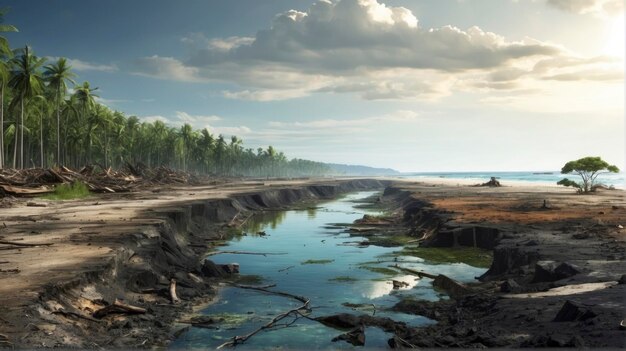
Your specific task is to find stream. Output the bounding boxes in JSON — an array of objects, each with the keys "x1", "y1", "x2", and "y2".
[{"x1": 171, "y1": 191, "x2": 488, "y2": 349}]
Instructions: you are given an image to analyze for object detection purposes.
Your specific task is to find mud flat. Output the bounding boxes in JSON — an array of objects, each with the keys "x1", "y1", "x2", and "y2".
[
  {"x1": 381, "y1": 181, "x2": 626, "y2": 348},
  {"x1": 0, "y1": 178, "x2": 387, "y2": 348}
]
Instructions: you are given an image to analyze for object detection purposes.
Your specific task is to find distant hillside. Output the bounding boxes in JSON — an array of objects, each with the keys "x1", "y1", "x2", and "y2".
[{"x1": 326, "y1": 163, "x2": 400, "y2": 176}]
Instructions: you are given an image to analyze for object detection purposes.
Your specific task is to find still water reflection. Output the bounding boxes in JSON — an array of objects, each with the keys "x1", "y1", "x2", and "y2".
[{"x1": 171, "y1": 191, "x2": 486, "y2": 349}]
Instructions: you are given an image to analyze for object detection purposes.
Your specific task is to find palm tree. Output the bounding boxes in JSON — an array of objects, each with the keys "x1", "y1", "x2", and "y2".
[
  {"x1": 179, "y1": 123, "x2": 194, "y2": 171},
  {"x1": 0, "y1": 8, "x2": 18, "y2": 57},
  {"x1": 43, "y1": 58, "x2": 75, "y2": 166},
  {"x1": 0, "y1": 8, "x2": 17, "y2": 169},
  {"x1": 0, "y1": 60, "x2": 8, "y2": 169},
  {"x1": 72, "y1": 81, "x2": 98, "y2": 163},
  {"x1": 31, "y1": 94, "x2": 48, "y2": 167},
  {"x1": 8, "y1": 46, "x2": 46, "y2": 169}
]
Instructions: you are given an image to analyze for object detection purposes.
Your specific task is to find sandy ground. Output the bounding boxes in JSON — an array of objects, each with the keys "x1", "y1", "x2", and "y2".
[
  {"x1": 0, "y1": 179, "x2": 343, "y2": 324},
  {"x1": 1, "y1": 176, "x2": 625, "y2": 348}
]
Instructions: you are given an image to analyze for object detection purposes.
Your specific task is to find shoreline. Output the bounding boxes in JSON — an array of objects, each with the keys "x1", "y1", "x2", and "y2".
[{"x1": 1, "y1": 177, "x2": 625, "y2": 348}]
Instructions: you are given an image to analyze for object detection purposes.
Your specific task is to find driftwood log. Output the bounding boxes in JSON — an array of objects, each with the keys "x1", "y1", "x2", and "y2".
[
  {"x1": 0, "y1": 240, "x2": 54, "y2": 247},
  {"x1": 170, "y1": 279, "x2": 181, "y2": 304},
  {"x1": 390, "y1": 265, "x2": 473, "y2": 298},
  {"x1": 93, "y1": 299, "x2": 147, "y2": 318},
  {"x1": 216, "y1": 284, "x2": 311, "y2": 348}
]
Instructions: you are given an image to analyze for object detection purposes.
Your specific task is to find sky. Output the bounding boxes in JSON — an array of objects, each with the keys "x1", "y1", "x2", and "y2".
[{"x1": 2, "y1": 0, "x2": 624, "y2": 172}]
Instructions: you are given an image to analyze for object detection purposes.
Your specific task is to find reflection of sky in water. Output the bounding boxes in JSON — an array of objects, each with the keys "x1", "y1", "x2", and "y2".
[
  {"x1": 171, "y1": 191, "x2": 487, "y2": 349},
  {"x1": 362, "y1": 275, "x2": 418, "y2": 299}
]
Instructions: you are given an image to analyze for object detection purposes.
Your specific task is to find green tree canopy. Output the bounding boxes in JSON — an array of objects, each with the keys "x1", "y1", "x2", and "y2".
[{"x1": 558, "y1": 156, "x2": 620, "y2": 193}]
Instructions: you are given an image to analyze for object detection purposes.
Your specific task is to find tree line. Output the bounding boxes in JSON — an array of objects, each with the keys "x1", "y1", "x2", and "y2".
[{"x1": 0, "y1": 11, "x2": 330, "y2": 177}]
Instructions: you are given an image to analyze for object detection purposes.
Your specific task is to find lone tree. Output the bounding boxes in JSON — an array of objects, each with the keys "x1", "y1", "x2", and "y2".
[{"x1": 557, "y1": 156, "x2": 619, "y2": 193}]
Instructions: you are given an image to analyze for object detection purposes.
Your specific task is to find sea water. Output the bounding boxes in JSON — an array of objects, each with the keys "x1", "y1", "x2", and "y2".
[
  {"x1": 402, "y1": 171, "x2": 626, "y2": 189},
  {"x1": 171, "y1": 191, "x2": 486, "y2": 349}
]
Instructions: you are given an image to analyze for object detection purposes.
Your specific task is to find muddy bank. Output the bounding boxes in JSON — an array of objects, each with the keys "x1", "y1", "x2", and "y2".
[
  {"x1": 0, "y1": 179, "x2": 387, "y2": 349},
  {"x1": 377, "y1": 183, "x2": 626, "y2": 348}
]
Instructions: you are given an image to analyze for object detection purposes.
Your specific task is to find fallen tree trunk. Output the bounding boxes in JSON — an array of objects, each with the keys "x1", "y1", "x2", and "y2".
[
  {"x1": 0, "y1": 240, "x2": 54, "y2": 247},
  {"x1": 390, "y1": 265, "x2": 437, "y2": 279},
  {"x1": 93, "y1": 299, "x2": 147, "y2": 318},
  {"x1": 231, "y1": 284, "x2": 308, "y2": 304}
]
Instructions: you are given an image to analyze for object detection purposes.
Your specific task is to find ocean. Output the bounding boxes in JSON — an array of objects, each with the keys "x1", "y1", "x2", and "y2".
[{"x1": 400, "y1": 171, "x2": 626, "y2": 189}]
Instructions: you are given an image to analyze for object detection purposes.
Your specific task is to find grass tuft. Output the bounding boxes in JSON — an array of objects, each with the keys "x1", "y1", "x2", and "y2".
[{"x1": 43, "y1": 181, "x2": 90, "y2": 200}]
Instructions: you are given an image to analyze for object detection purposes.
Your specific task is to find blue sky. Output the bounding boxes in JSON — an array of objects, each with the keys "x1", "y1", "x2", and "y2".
[{"x1": 3, "y1": 0, "x2": 624, "y2": 171}]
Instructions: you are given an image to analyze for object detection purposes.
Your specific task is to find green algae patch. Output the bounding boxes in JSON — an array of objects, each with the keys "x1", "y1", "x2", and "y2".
[
  {"x1": 329, "y1": 276, "x2": 358, "y2": 283},
  {"x1": 231, "y1": 274, "x2": 264, "y2": 285},
  {"x1": 385, "y1": 246, "x2": 493, "y2": 268},
  {"x1": 206, "y1": 313, "x2": 251, "y2": 328},
  {"x1": 301, "y1": 259, "x2": 335, "y2": 265},
  {"x1": 366, "y1": 235, "x2": 416, "y2": 247},
  {"x1": 358, "y1": 265, "x2": 399, "y2": 275}
]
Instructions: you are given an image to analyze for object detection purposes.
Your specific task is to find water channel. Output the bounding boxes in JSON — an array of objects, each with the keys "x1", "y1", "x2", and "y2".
[{"x1": 172, "y1": 191, "x2": 488, "y2": 349}]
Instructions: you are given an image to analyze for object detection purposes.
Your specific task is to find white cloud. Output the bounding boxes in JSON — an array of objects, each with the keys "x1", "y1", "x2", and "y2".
[
  {"x1": 47, "y1": 57, "x2": 118, "y2": 72},
  {"x1": 131, "y1": 0, "x2": 623, "y2": 104},
  {"x1": 95, "y1": 96, "x2": 130, "y2": 106},
  {"x1": 174, "y1": 111, "x2": 221, "y2": 124},
  {"x1": 141, "y1": 115, "x2": 169, "y2": 124},
  {"x1": 268, "y1": 110, "x2": 420, "y2": 129},
  {"x1": 67, "y1": 58, "x2": 117, "y2": 72},
  {"x1": 132, "y1": 55, "x2": 202, "y2": 82},
  {"x1": 546, "y1": 0, "x2": 624, "y2": 17},
  {"x1": 139, "y1": 111, "x2": 223, "y2": 131}
]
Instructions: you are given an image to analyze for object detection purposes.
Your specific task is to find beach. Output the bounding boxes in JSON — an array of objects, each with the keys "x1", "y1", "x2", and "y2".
[{"x1": 1, "y1": 177, "x2": 625, "y2": 348}]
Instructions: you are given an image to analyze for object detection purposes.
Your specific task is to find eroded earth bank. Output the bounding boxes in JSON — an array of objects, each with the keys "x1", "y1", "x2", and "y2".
[{"x1": 1, "y1": 179, "x2": 625, "y2": 348}]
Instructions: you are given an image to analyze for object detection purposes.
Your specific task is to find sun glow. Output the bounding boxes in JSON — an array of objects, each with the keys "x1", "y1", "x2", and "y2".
[{"x1": 604, "y1": 14, "x2": 625, "y2": 57}]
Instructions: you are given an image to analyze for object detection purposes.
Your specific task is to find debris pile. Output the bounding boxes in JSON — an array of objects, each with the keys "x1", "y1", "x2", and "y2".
[{"x1": 0, "y1": 164, "x2": 203, "y2": 196}]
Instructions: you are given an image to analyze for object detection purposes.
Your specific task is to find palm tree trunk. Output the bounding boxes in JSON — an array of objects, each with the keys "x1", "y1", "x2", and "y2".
[
  {"x1": 56, "y1": 90, "x2": 60, "y2": 166},
  {"x1": 0, "y1": 83, "x2": 4, "y2": 169},
  {"x1": 19, "y1": 95, "x2": 24, "y2": 169},
  {"x1": 40, "y1": 111, "x2": 44, "y2": 168},
  {"x1": 12, "y1": 117, "x2": 17, "y2": 168}
]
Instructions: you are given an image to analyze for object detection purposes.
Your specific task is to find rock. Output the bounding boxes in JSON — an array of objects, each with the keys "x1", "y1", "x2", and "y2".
[
  {"x1": 388, "y1": 336, "x2": 412, "y2": 349},
  {"x1": 200, "y1": 260, "x2": 226, "y2": 277},
  {"x1": 566, "y1": 335, "x2": 585, "y2": 347},
  {"x1": 392, "y1": 280, "x2": 409, "y2": 289},
  {"x1": 219, "y1": 263, "x2": 240, "y2": 274},
  {"x1": 546, "y1": 335, "x2": 567, "y2": 347},
  {"x1": 533, "y1": 261, "x2": 581, "y2": 282},
  {"x1": 480, "y1": 177, "x2": 501, "y2": 187},
  {"x1": 553, "y1": 300, "x2": 597, "y2": 322},
  {"x1": 572, "y1": 232, "x2": 591, "y2": 239},
  {"x1": 554, "y1": 262, "x2": 581, "y2": 278},
  {"x1": 618, "y1": 274, "x2": 626, "y2": 284},
  {"x1": 432, "y1": 274, "x2": 473, "y2": 298},
  {"x1": 126, "y1": 270, "x2": 159, "y2": 292},
  {"x1": 525, "y1": 240, "x2": 539, "y2": 246},
  {"x1": 316, "y1": 314, "x2": 360, "y2": 330},
  {"x1": 500, "y1": 279, "x2": 520, "y2": 293},
  {"x1": 331, "y1": 325, "x2": 365, "y2": 346},
  {"x1": 441, "y1": 335, "x2": 456, "y2": 345}
]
